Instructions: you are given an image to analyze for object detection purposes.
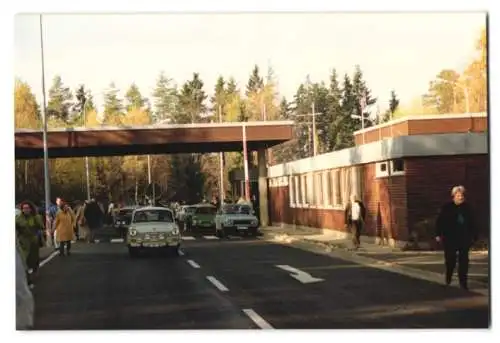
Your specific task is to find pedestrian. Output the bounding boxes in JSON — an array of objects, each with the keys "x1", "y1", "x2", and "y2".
[
  {"x1": 16, "y1": 200, "x2": 45, "y2": 288},
  {"x1": 16, "y1": 238, "x2": 34, "y2": 330},
  {"x1": 54, "y1": 200, "x2": 76, "y2": 256},
  {"x1": 75, "y1": 201, "x2": 87, "y2": 241},
  {"x1": 344, "y1": 194, "x2": 366, "y2": 250},
  {"x1": 435, "y1": 185, "x2": 478, "y2": 290},
  {"x1": 83, "y1": 199, "x2": 103, "y2": 243}
]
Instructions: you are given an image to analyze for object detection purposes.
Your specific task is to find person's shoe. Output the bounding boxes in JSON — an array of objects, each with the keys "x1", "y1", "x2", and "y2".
[{"x1": 445, "y1": 275, "x2": 452, "y2": 286}]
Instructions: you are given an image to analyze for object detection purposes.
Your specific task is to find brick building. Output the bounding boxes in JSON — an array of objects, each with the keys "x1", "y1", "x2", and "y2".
[{"x1": 267, "y1": 113, "x2": 489, "y2": 248}]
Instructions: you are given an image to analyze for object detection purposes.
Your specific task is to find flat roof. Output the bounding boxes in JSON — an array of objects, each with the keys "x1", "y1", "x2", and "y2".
[{"x1": 15, "y1": 121, "x2": 295, "y2": 159}]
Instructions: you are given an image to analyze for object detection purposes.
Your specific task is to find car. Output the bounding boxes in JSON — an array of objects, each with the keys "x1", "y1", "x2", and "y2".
[
  {"x1": 114, "y1": 206, "x2": 139, "y2": 237},
  {"x1": 176, "y1": 205, "x2": 197, "y2": 223},
  {"x1": 126, "y1": 206, "x2": 182, "y2": 257},
  {"x1": 186, "y1": 204, "x2": 217, "y2": 233},
  {"x1": 215, "y1": 203, "x2": 260, "y2": 237}
]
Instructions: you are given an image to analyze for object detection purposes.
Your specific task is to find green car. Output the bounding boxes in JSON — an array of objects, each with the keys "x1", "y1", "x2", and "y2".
[{"x1": 185, "y1": 204, "x2": 217, "y2": 232}]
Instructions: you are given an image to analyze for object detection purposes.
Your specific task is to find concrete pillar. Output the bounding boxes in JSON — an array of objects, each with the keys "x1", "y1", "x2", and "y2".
[{"x1": 257, "y1": 149, "x2": 269, "y2": 227}]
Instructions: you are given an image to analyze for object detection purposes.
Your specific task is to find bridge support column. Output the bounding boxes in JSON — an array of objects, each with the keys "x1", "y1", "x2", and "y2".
[{"x1": 257, "y1": 149, "x2": 269, "y2": 227}]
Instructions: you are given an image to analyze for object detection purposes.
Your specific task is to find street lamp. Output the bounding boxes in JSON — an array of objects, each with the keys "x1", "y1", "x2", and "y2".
[{"x1": 39, "y1": 14, "x2": 51, "y2": 236}]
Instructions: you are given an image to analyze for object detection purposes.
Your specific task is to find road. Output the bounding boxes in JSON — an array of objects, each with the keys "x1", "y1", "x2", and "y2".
[{"x1": 32, "y1": 230, "x2": 490, "y2": 330}]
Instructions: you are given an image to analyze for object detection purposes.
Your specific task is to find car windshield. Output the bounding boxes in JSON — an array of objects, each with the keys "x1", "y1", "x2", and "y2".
[
  {"x1": 195, "y1": 206, "x2": 217, "y2": 215},
  {"x1": 133, "y1": 210, "x2": 174, "y2": 223},
  {"x1": 238, "y1": 205, "x2": 252, "y2": 215},
  {"x1": 119, "y1": 209, "x2": 134, "y2": 216},
  {"x1": 222, "y1": 205, "x2": 240, "y2": 214},
  {"x1": 185, "y1": 207, "x2": 197, "y2": 213}
]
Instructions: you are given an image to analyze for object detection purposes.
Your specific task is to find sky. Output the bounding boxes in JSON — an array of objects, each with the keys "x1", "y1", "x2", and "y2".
[{"x1": 14, "y1": 12, "x2": 486, "y2": 113}]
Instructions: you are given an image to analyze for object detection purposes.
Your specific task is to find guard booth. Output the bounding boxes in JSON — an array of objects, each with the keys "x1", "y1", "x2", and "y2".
[{"x1": 228, "y1": 167, "x2": 259, "y2": 202}]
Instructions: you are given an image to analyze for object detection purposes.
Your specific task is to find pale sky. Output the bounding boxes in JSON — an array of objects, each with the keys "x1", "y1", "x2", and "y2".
[{"x1": 14, "y1": 12, "x2": 485, "y2": 113}]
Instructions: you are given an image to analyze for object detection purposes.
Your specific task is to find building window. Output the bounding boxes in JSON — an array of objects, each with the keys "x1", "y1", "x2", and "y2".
[
  {"x1": 301, "y1": 174, "x2": 307, "y2": 206},
  {"x1": 295, "y1": 176, "x2": 302, "y2": 205},
  {"x1": 315, "y1": 172, "x2": 323, "y2": 207},
  {"x1": 375, "y1": 161, "x2": 390, "y2": 178},
  {"x1": 333, "y1": 170, "x2": 342, "y2": 207},
  {"x1": 289, "y1": 176, "x2": 295, "y2": 206},
  {"x1": 323, "y1": 171, "x2": 332, "y2": 207},
  {"x1": 391, "y1": 159, "x2": 405, "y2": 175},
  {"x1": 306, "y1": 173, "x2": 314, "y2": 206}
]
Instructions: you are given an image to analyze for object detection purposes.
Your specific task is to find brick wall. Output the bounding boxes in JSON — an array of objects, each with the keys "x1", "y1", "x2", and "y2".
[
  {"x1": 362, "y1": 163, "x2": 408, "y2": 242},
  {"x1": 406, "y1": 154, "x2": 490, "y2": 239}
]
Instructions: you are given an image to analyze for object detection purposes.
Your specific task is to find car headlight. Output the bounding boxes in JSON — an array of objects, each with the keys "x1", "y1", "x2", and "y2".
[
  {"x1": 251, "y1": 220, "x2": 258, "y2": 226},
  {"x1": 172, "y1": 226, "x2": 179, "y2": 235},
  {"x1": 129, "y1": 228, "x2": 137, "y2": 237}
]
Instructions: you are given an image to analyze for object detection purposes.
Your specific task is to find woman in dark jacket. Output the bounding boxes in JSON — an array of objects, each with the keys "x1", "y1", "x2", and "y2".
[{"x1": 435, "y1": 185, "x2": 478, "y2": 290}]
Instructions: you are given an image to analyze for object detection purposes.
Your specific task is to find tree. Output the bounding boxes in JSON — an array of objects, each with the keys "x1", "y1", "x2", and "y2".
[
  {"x1": 178, "y1": 73, "x2": 207, "y2": 124},
  {"x1": 72, "y1": 85, "x2": 95, "y2": 126},
  {"x1": 152, "y1": 72, "x2": 178, "y2": 124},
  {"x1": 423, "y1": 69, "x2": 461, "y2": 113},
  {"x1": 382, "y1": 90, "x2": 400, "y2": 123},
  {"x1": 47, "y1": 75, "x2": 73, "y2": 123},
  {"x1": 245, "y1": 65, "x2": 264, "y2": 97},
  {"x1": 323, "y1": 69, "x2": 343, "y2": 151},
  {"x1": 103, "y1": 82, "x2": 124, "y2": 124},
  {"x1": 352, "y1": 65, "x2": 377, "y2": 129},
  {"x1": 15, "y1": 79, "x2": 40, "y2": 129},
  {"x1": 336, "y1": 73, "x2": 358, "y2": 149},
  {"x1": 210, "y1": 76, "x2": 226, "y2": 121},
  {"x1": 272, "y1": 97, "x2": 299, "y2": 164},
  {"x1": 125, "y1": 83, "x2": 148, "y2": 113},
  {"x1": 463, "y1": 27, "x2": 487, "y2": 113}
]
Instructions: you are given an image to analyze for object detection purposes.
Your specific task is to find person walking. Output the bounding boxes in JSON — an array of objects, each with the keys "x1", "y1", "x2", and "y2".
[
  {"x1": 54, "y1": 200, "x2": 76, "y2": 256},
  {"x1": 435, "y1": 185, "x2": 478, "y2": 290},
  {"x1": 16, "y1": 237, "x2": 34, "y2": 330},
  {"x1": 16, "y1": 201, "x2": 45, "y2": 288},
  {"x1": 344, "y1": 194, "x2": 366, "y2": 250},
  {"x1": 83, "y1": 199, "x2": 103, "y2": 243}
]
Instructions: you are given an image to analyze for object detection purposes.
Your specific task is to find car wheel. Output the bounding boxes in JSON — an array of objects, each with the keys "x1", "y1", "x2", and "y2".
[
  {"x1": 250, "y1": 228, "x2": 258, "y2": 237},
  {"x1": 128, "y1": 246, "x2": 139, "y2": 258}
]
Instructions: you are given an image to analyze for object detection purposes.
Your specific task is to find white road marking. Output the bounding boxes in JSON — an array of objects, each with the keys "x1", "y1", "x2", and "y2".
[
  {"x1": 39, "y1": 251, "x2": 59, "y2": 268},
  {"x1": 203, "y1": 235, "x2": 219, "y2": 240},
  {"x1": 242, "y1": 309, "x2": 274, "y2": 329},
  {"x1": 187, "y1": 259, "x2": 200, "y2": 268},
  {"x1": 206, "y1": 276, "x2": 229, "y2": 292},
  {"x1": 276, "y1": 265, "x2": 325, "y2": 284},
  {"x1": 94, "y1": 239, "x2": 100, "y2": 243},
  {"x1": 110, "y1": 238, "x2": 124, "y2": 243},
  {"x1": 181, "y1": 236, "x2": 196, "y2": 240},
  {"x1": 178, "y1": 249, "x2": 185, "y2": 256}
]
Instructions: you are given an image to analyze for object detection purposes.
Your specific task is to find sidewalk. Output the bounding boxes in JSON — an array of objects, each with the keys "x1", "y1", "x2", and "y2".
[{"x1": 260, "y1": 225, "x2": 489, "y2": 291}]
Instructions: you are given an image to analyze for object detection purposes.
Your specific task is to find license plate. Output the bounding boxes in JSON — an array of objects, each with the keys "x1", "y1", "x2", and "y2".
[
  {"x1": 144, "y1": 242, "x2": 166, "y2": 248},
  {"x1": 237, "y1": 226, "x2": 248, "y2": 230}
]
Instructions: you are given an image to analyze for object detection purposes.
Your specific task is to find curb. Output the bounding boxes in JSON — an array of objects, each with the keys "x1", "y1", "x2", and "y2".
[{"x1": 261, "y1": 231, "x2": 488, "y2": 297}]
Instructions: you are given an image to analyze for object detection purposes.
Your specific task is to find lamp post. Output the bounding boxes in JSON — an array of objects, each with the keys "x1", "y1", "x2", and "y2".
[{"x1": 39, "y1": 14, "x2": 51, "y2": 236}]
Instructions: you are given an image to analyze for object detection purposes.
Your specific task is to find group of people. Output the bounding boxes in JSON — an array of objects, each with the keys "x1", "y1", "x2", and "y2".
[{"x1": 344, "y1": 185, "x2": 478, "y2": 290}]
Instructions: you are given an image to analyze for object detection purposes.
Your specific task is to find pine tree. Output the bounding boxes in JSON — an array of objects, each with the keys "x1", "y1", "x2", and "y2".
[
  {"x1": 72, "y1": 85, "x2": 95, "y2": 126},
  {"x1": 210, "y1": 76, "x2": 226, "y2": 121},
  {"x1": 352, "y1": 65, "x2": 377, "y2": 130},
  {"x1": 178, "y1": 73, "x2": 207, "y2": 124},
  {"x1": 102, "y1": 82, "x2": 124, "y2": 124},
  {"x1": 382, "y1": 90, "x2": 400, "y2": 122},
  {"x1": 245, "y1": 65, "x2": 264, "y2": 97},
  {"x1": 125, "y1": 83, "x2": 148, "y2": 112},
  {"x1": 47, "y1": 75, "x2": 73, "y2": 123},
  {"x1": 152, "y1": 71, "x2": 178, "y2": 124}
]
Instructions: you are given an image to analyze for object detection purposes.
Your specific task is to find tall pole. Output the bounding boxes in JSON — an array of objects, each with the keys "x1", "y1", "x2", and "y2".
[
  {"x1": 242, "y1": 124, "x2": 250, "y2": 201},
  {"x1": 39, "y1": 14, "x2": 51, "y2": 236},
  {"x1": 312, "y1": 102, "x2": 317, "y2": 156},
  {"x1": 83, "y1": 101, "x2": 91, "y2": 200},
  {"x1": 218, "y1": 104, "x2": 224, "y2": 203},
  {"x1": 147, "y1": 155, "x2": 153, "y2": 205}
]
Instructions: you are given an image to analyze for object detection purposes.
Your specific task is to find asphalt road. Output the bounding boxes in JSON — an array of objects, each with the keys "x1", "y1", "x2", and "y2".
[{"x1": 32, "y1": 232, "x2": 490, "y2": 330}]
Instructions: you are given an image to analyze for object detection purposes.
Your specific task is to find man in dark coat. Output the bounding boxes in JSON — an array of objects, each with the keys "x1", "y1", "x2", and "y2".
[
  {"x1": 83, "y1": 199, "x2": 104, "y2": 243},
  {"x1": 435, "y1": 185, "x2": 478, "y2": 290}
]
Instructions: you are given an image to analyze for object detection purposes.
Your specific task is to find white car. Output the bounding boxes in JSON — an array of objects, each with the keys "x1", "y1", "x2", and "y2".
[
  {"x1": 215, "y1": 203, "x2": 259, "y2": 237},
  {"x1": 127, "y1": 207, "x2": 182, "y2": 257}
]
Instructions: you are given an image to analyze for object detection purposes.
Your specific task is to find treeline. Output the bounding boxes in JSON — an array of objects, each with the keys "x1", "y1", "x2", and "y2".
[{"x1": 14, "y1": 28, "x2": 486, "y2": 204}]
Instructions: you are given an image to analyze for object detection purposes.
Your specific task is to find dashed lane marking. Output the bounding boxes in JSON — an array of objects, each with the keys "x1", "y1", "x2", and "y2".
[
  {"x1": 110, "y1": 238, "x2": 124, "y2": 243},
  {"x1": 203, "y1": 235, "x2": 219, "y2": 240},
  {"x1": 39, "y1": 251, "x2": 59, "y2": 268},
  {"x1": 181, "y1": 236, "x2": 196, "y2": 240},
  {"x1": 187, "y1": 259, "x2": 201, "y2": 268},
  {"x1": 206, "y1": 276, "x2": 229, "y2": 292},
  {"x1": 242, "y1": 309, "x2": 274, "y2": 329}
]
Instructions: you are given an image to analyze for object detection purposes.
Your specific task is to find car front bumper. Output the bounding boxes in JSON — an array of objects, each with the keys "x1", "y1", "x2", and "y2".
[{"x1": 128, "y1": 237, "x2": 181, "y2": 248}]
